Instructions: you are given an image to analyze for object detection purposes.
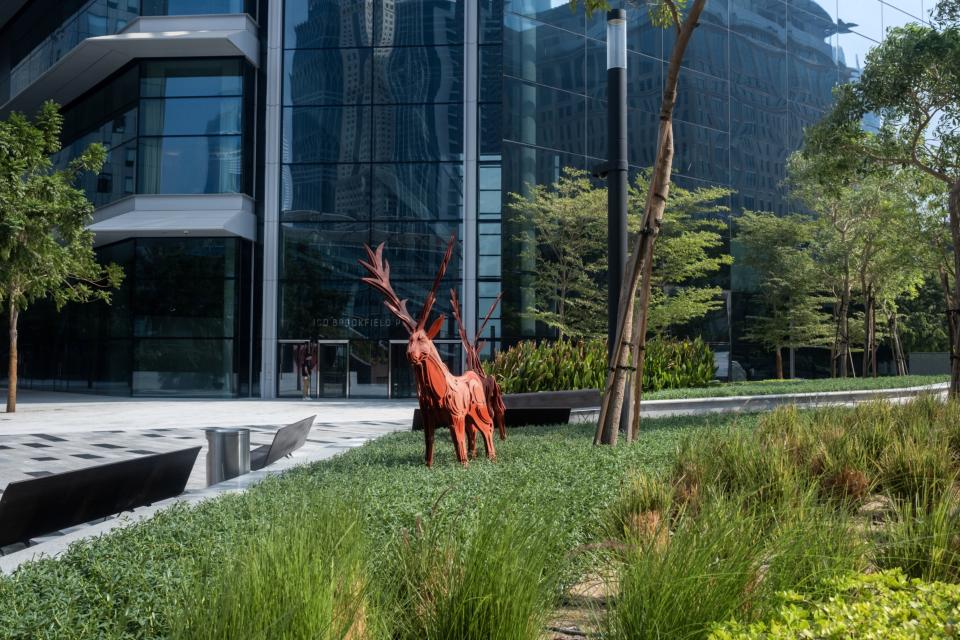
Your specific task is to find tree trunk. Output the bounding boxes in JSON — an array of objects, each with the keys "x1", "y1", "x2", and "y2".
[
  {"x1": 6, "y1": 301, "x2": 18, "y2": 414},
  {"x1": 888, "y1": 310, "x2": 908, "y2": 376},
  {"x1": 838, "y1": 276, "x2": 851, "y2": 378},
  {"x1": 774, "y1": 348, "x2": 784, "y2": 380},
  {"x1": 830, "y1": 301, "x2": 839, "y2": 378},
  {"x1": 595, "y1": 0, "x2": 707, "y2": 446},
  {"x1": 948, "y1": 181, "x2": 960, "y2": 398}
]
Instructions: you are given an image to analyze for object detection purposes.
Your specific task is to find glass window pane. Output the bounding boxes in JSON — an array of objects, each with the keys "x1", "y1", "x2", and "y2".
[
  {"x1": 373, "y1": 46, "x2": 463, "y2": 104},
  {"x1": 138, "y1": 136, "x2": 243, "y2": 194},
  {"x1": 283, "y1": 107, "x2": 372, "y2": 163},
  {"x1": 281, "y1": 222, "x2": 370, "y2": 281},
  {"x1": 136, "y1": 238, "x2": 238, "y2": 279},
  {"x1": 284, "y1": 0, "x2": 373, "y2": 49},
  {"x1": 140, "y1": 59, "x2": 243, "y2": 97},
  {"x1": 479, "y1": 0, "x2": 503, "y2": 43},
  {"x1": 284, "y1": 49, "x2": 372, "y2": 106},
  {"x1": 504, "y1": 15, "x2": 585, "y2": 93},
  {"x1": 503, "y1": 79, "x2": 586, "y2": 156},
  {"x1": 370, "y1": 221, "x2": 463, "y2": 280},
  {"x1": 375, "y1": 0, "x2": 464, "y2": 46},
  {"x1": 133, "y1": 339, "x2": 236, "y2": 397},
  {"x1": 134, "y1": 277, "x2": 236, "y2": 338},
  {"x1": 372, "y1": 163, "x2": 463, "y2": 220},
  {"x1": 281, "y1": 164, "x2": 372, "y2": 222},
  {"x1": 141, "y1": 0, "x2": 251, "y2": 15},
  {"x1": 372, "y1": 104, "x2": 464, "y2": 161},
  {"x1": 140, "y1": 97, "x2": 242, "y2": 136}
]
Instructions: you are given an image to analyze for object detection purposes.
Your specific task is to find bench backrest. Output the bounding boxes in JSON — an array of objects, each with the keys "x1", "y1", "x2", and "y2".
[
  {"x1": 0, "y1": 446, "x2": 200, "y2": 548},
  {"x1": 262, "y1": 416, "x2": 315, "y2": 468}
]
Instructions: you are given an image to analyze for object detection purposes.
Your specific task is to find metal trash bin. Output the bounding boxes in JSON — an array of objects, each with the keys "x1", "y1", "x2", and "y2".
[{"x1": 204, "y1": 427, "x2": 251, "y2": 486}]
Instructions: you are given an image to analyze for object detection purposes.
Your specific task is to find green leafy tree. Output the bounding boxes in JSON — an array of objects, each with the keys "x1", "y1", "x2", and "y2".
[
  {"x1": 735, "y1": 211, "x2": 833, "y2": 379},
  {"x1": 0, "y1": 102, "x2": 123, "y2": 413},
  {"x1": 809, "y1": 3, "x2": 960, "y2": 394},
  {"x1": 507, "y1": 169, "x2": 733, "y2": 339},
  {"x1": 506, "y1": 169, "x2": 607, "y2": 338}
]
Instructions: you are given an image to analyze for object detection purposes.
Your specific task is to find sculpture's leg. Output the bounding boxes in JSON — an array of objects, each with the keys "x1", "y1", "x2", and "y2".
[
  {"x1": 495, "y1": 408, "x2": 506, "y2": 441},
  {"x1": 466, "y1": 421, "x2": 478, "y2": 459},
  {"x1": 478, "y1": 415, "x2": 496, "y2": 462},
  {"x1": 424, "y1": 414, "x2": 435, "y2": 467},
  {"x1": 450, "y1": 417, "x2": 469, "y2": 466}
]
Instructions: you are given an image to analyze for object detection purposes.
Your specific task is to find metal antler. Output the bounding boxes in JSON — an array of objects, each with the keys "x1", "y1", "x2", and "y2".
[
  {"x1": 359, "y1": 243, "x2": 417, "y2": 333},
  {"x1": 417, "y1": 235, "x2": 456, "y2": 329}
]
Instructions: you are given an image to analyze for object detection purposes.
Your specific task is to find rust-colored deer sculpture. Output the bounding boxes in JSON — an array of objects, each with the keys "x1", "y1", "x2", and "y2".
[
  {"x1": 359, "y1": 238, "x2": 496, "y2": 467},
  {"x1": 450, "y1": 289, "x2": 507, "y2": 454}
]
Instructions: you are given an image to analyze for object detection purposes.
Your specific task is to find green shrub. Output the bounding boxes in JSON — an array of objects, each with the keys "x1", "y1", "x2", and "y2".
[
  {"x1": 484, "y1": 336, "x2": 715, "y2": 394},
  {"x1": 171, "y1": 497, "x2": 381, "y2": 640},
  {"x1": 387, "y1": 498, "x2": 563, "y2": 640},
  {"x1": 710, "y1": 570, "x2": 960, "y2": 639}
]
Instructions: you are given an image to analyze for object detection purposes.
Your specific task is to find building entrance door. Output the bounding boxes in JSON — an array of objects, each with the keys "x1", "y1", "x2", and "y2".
[{"x1": 316, "y1": 341, "x2": 349, "y2": 398}]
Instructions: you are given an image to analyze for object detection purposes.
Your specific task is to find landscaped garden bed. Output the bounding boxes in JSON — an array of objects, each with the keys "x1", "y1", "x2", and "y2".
[{"x1": 4, "y1": 397, "x2": 960, "y2": 639}]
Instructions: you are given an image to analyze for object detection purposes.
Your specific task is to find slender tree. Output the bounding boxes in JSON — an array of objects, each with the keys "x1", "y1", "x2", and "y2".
[
  {"x1": 0, "y1": 102, "x2": 122, "y2": 413},
  {"x1": 809, "y1": 5, "x2": 960, "y2": 394},
  {"x1": 593, "y1": 0, "x2": 708, "y2": 445}
]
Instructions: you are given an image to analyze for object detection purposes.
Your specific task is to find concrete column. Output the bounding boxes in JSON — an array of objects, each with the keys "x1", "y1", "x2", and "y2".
[
  {"x1": 259, "y1": 0, "x2": 283, "y2": 398},
  {"x1": 463, "y1": 0, "x2": 479, "y2": 345}
]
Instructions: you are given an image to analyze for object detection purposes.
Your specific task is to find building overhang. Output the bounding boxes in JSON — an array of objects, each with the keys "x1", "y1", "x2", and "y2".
[
  {"x1": 89, "y1": 194, "x2": 258, "y2": 246},
  {"x1": 2, "y1": 14, "x2": 259, "y2": 117}
]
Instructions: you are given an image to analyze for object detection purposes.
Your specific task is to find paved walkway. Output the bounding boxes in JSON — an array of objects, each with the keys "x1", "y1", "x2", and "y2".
[{"x1": 0, "y1": 391, "x2": 418, "y2": 494}]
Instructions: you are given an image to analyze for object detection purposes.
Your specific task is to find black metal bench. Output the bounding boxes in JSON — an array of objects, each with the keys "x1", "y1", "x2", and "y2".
[
  {"x1": 0, "y1": 447, "x2": 200, "y2": 549},
  {"x1": 250, "y1": 415, "x2": 316, "y2": 471},
  {"x1": 412, "y1": 407, "x2": 571, "y2": 431}
]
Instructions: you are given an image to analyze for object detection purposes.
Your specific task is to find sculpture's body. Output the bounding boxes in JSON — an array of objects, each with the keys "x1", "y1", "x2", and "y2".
[
  {"x1": 360, "y1": 239, "x2": 496, "y2": 467},
  {"x1": 450, "y1": 290, "x2": 507, "y2": 450}
]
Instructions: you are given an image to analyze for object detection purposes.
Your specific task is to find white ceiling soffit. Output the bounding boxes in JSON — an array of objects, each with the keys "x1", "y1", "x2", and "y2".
[
  {"x1": 2, "y1": 14, "x2": 259, "y2": 117},
  {"x1": 88, "y1": 194, "x2": 258, "y2": 246}
]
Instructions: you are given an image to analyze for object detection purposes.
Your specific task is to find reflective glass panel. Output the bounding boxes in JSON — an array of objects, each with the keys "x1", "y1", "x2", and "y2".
[
  {"x1": 371, "y1": 104, "x2": 464, "y2": 161},
  {"x1": 375, "y1": 0, "x2": 464, "y2": 46},
  {"x1": 284, "y1": 49, "x2": 373, "y2": 106},
  {"x1": 372, "y1": 163, "x2": 464, "y2": 221},
  {"x1": 141, "y1": 0, "x2": 253, "y2": 15},
  {"x1": 503, "y1": 79, "x2": 586, "y2": 155},
  {"x1": 137, "y1": 136, "x2": 243, "y2": 194},
  {"x1": 284, "y1": 0, "x2": 373, "y2": 49},
  {"x1": 139, "y1": 97, "x2": 242, "y2": 136},
  {"x1": 373, "y1": 46, "x2": 463, "y2": 104},
  {"x1": 140, "y1": 59, "x2": 243, "y2": 97},
  {"x1": 281, "y1": 164, "x2": 372, "y2": 222},
  {"x1": 133, "y1": 339, "x2": 236, "y2": 397},
  {"x1": 283, "y1": 107, "x2": 372, "y2": 163}
]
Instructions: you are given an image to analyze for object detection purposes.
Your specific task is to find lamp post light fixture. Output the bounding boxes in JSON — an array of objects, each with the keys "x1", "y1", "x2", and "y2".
[{"x1": 607, "y1": 8, "x2": 629, "y2": 431}]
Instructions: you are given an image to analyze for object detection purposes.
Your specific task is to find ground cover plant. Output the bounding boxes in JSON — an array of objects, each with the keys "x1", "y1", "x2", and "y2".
[
  {"x1": 643, "y1": 373, "x2": 948, "y2": 400},
  {"x1": 0, "y1": 415, "x2": 726, "y2": 640},
  {"x1": 4, "y1": 398, "x2": 960, "y2": 639}
]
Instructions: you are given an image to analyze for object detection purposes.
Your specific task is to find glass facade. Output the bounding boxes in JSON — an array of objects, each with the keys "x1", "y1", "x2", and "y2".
[
  {"x1": 13, "y1": 238, "x2": 255, "y2": 397},
  {"x1": 493, "y1": 0, "x2": 933, "y2": 378},
  {"x1": 54, "y1": 59, "x2": 255, "y2": 207},
  {"x1": 280, "y1": 0, "x2": 465, "y2": 397}
]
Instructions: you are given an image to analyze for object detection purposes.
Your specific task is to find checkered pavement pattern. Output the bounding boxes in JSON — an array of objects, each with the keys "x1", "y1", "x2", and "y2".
[{"x1": 0, "y1": 419, "x2": 409, "y2": 496}]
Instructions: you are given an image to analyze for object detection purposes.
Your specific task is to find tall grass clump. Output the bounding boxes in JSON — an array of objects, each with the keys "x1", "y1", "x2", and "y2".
[
  {"x1": 606, "y1": 493, "x2": 762, "y2": 640},
  {"x1": 171, "y1": 497, "x2": 380, "y2": 640},
  {"x1": 387, "y1": 497, "x2": 563, "y2": 640},
  {"x1": 875, "y1": 479, "x2": 960, "y2": 582}
]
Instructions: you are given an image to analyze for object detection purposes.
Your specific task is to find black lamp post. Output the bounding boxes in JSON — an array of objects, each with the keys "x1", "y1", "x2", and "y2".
[
  {"x1": 606, "y1": 8, "x2": 628, "y2": 358},
  {"x1": 606, "y1": 8, "x2": 629, "y2": 428}
]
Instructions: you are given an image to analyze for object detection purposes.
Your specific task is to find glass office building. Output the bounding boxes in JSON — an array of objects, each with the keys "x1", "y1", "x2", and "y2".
[{"x1": 0, "y1": 0, "x2": 936, "y2": 397}]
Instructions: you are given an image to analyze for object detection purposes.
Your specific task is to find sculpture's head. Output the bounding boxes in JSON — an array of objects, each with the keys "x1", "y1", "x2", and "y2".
[{"x1": 359, "y1": 236, "x2": 454, "y2": 368}]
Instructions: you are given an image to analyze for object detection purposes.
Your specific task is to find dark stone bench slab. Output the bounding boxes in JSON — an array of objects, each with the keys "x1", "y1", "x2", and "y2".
[
  {"x1": 250, "y1": 415, "x2": 315, "y2": 471},
  {"x1": 412, "y1": 407, "x2": 571, "y2": 431},
  {"x1": 503, "y1": 389, "x2": 600, "y2": 410},
  {"x1": 0, "y1": 447, "x2": 200, "y2": 548}
]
